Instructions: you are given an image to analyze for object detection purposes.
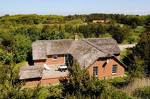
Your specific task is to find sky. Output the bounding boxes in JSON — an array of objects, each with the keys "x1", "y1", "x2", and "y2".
[{"x1": 0, "y1": 0, "x2": 150, "y2": 16}]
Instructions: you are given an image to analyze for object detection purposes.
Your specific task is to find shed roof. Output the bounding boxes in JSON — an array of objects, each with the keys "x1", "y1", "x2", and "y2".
[{"x1": 19, "y1": 65, "x2": 43, "y2": 80}]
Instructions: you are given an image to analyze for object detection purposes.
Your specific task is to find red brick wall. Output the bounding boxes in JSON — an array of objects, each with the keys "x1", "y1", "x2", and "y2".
[
  {"x1": 33, "y1": 55, "x2": 65, "y2": 66},
  {"x1": 45, "y1": 55, "x2": 65, "y2": 65},
  {"x1": 40, "y1": 78, "x2": 60, "y2": 86},
  {"x1": 23, "y1": 78, "x2": 41, "y2": 88},
  {"x1": 87, "y1": 57, "x2": 124, "y2": 79},
  {"x1": 24, "y1": 78, "x2": 62, "y2": 88}
]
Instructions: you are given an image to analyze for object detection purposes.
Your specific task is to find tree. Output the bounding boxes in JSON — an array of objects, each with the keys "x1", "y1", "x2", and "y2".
[
  {"x1": 118, "y1": 15, "x2": 142, "y2": 28},
  {"x1": 133, "y1": 32, "x2": 150, "y2": 75},
  {"x1": 64, "y1": 63, "x2": 90, "y2": 94},
  {"x1": 108, "y1": 25, "x2": 130, "y2": 43},
  {"x1": 0, "y1": 62, "x2": 49, "y2": 99},
  {"x1": 0, "y1": 48, "x2": 13, "y2": 64},
  {"x1": 27, "y1": 26, "x2": 41, "y2": 41},
  {"x1": 122, "y1": 31, "x2": 150, "y2": 77},
  {"x1": 63, "y1": 62, "x2": 115, "y2": 98},
  {"x1": 0, "y1": 63, "x2": 22, "y2": 99},
  {"x1": 0, "y1": 31, "x2": 14, "y2": 50},
  {"x1": 145, "y1": 16, "x2": 150, "y2": 26},
  {"x1": 12, "y1": 34, "x2": 32, "y2": 63},
  {"x1": 47, "y1": 85, "x2": 63, "y2": 98}
]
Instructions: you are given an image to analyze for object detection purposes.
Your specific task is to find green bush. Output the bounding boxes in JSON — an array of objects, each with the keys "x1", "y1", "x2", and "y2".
[{"x1": 111, "y1": 90, "x2": 132, "y2": 99}]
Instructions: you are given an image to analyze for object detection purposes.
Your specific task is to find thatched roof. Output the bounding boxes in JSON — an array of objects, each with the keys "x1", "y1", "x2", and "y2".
[
  {"x1": 83, "y1": 38, "x2": 120, "y2": 55},
  {"x1": 32, "y1": 38, "x2": 120, "y2": 67},
  {"x1": 19, "y1": 65, "x2": 43, "y2": 80},
  {"x1": 32, "y1": 39, "x2": 73, "y2": 60},
  {"x1": 46, "y1": 39, "x2": 73, "y2": 55},
  {"x1": 69, "y1": 40, "x2": 108, "y2": 67},
  {"x1": 32, "y1": 41, "x2": 47, "y2": 60}
]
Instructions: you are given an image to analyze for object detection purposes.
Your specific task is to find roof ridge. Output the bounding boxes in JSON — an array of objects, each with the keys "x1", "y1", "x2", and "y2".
[
  {"x1": 82, "y1": 39, "x2": 112, "y2": 56},
  {"x1": 83, "y1": 37, "x2": 113, "y2": 40},
  {"x1": 33, "y1": 37, "x2": 114, "y2": 42},
  {"x1": 34, "y1": 39, "x2": 73, "y2": 42}
]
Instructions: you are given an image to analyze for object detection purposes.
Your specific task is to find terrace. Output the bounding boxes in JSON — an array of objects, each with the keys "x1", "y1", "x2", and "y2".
[{"x1": 42, "y1": 64, "x2": 68, "y2": 79}]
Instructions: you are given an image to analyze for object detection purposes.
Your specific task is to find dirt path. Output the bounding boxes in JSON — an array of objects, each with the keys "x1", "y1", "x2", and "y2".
[{"x1": 119, "y1": 44, "x2": 137, "y2": 51}]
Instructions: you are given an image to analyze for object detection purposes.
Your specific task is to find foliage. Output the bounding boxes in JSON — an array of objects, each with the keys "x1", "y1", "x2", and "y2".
[
  {"x1": 13, "y1": 26, "x2": 41, "y2": 41},
  {"x1": 0, "y1": 13, "x2": 149, "y2": 98},
  {"x1": 133, "y1": 32, "x2": 150, "y2": 74},
  {"x1": 0, "y1": 14, "x2": 147, "y2": 64},
  {"x1": 47, "y1": 85, "x2": 63, "y2": 99},
  {"x1": 122, "y1": 50, "x2": 144, "y2": 78},
  {"x1": 122, "y1": 31, "x2": 150, "y2": 77},
  {"x1": 40, "y1": 25, "x2": 65, "y2": 40},
  {"x1": 111, "y1": 89, "x2": 132, "y2": 99},
  {"x1": 12, "y1": 34, "x2": 32, "y2": 62},
  {"x1": 107, "y1": 25, "x2": 131, "y2": 43},
  {"x1": 133, "y1": 86, "x2": 150, "y2": 99},
  {"x1": 109, "y1": 77, "x2": 129, "y2": 88},
  {"x1": 77, "y1": 23, "x2": 107, "y2": 38},
  {"x1": 0, "y1": 62, "x2": 22, "y2": 99},
  {"x1": 63, "y1": 62, "x2": 131, "y2": 99},
  {"x1": 0, "y1": 32, "x2": 32, "y2": 63},
  {"x1": 0, "y1": 62, "x2": 63, "y2": 99},
  {"x1": 0, "y1": 48, "x2": 13, "y2": 64}
]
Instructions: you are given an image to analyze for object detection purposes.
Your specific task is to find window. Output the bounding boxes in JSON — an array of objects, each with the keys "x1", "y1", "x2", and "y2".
[
  {"x1": 93, "y1": 67, "x2": 98, "y2": 77},
  {"x1": 52, "y1": 54, "x2": 58, "y2": 60},
  {"x1": 112, "y1": 65, "x2": 117, "y2": 73}
]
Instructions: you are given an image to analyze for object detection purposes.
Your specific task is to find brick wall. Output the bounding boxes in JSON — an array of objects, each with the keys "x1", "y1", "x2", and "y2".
[
  {"x1": 33, "y1": 54, "x2": 65, "y2": 66},
  {"x1": 87, "y1": 57, "x2": 125, "y2": 79},
  {"x1": 23, "y1": 78, "x2": 41, "y2": 88},
  {"x1": 24, "y1": 77, "x2": 62, "y2": 88},
  {"x1": 27, "y1": 56, "x2": 124, "y2": 87},
  {"x1": 40, "y1": 78, "x2": 60, "y2": 86},
  {"x1": 45, "y1": 55, "x2": 65, "y2": 65}
]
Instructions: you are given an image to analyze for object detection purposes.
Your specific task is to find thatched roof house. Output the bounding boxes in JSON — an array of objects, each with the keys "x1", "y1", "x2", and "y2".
[{"x1": 20, "y1": 38, "x2": 125, "y2": 84}]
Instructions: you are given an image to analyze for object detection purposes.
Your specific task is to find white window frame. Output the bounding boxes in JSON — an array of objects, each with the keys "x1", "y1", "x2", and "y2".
[{"x1": 93, "y1": 66, "x2": 98, "y2": 77}]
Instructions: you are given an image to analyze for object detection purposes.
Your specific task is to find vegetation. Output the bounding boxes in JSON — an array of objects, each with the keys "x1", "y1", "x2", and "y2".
[
  {"x1": 0, "y1": 13, "x2": 149, "y2": 64},
  {"x1": 0, "y1": 13, "x2": 150, "y2": 98},
  {"x1": 122, "y1": 31, "x2": 150, "y2": 78},
  {"x1": 133, "y1": 86, "x2": 150, "y2": 99}
]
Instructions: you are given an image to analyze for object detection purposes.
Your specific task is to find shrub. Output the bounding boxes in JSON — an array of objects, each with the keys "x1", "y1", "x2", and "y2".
[
  {"x1": 110, "y1": 77, "x2": 129, "y2": 88},
  {"x1": 111, "y1": 90, "x2": 132, "y2": 99}
]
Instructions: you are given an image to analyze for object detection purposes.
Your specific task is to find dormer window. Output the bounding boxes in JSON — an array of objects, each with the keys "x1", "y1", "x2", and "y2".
[{"x1": 52, "y1": 54, "x2": 58, "y2": 60}]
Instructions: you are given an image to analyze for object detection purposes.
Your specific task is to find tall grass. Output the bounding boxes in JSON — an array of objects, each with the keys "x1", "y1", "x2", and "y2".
[{"x1": 121, "y1": 77, "x2": 150, "y2": 96}]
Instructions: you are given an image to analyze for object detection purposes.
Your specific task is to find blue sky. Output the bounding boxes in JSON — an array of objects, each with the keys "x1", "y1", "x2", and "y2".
[{"x1": 0, "y1": 0, "x2": 150, "y2": 15}]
